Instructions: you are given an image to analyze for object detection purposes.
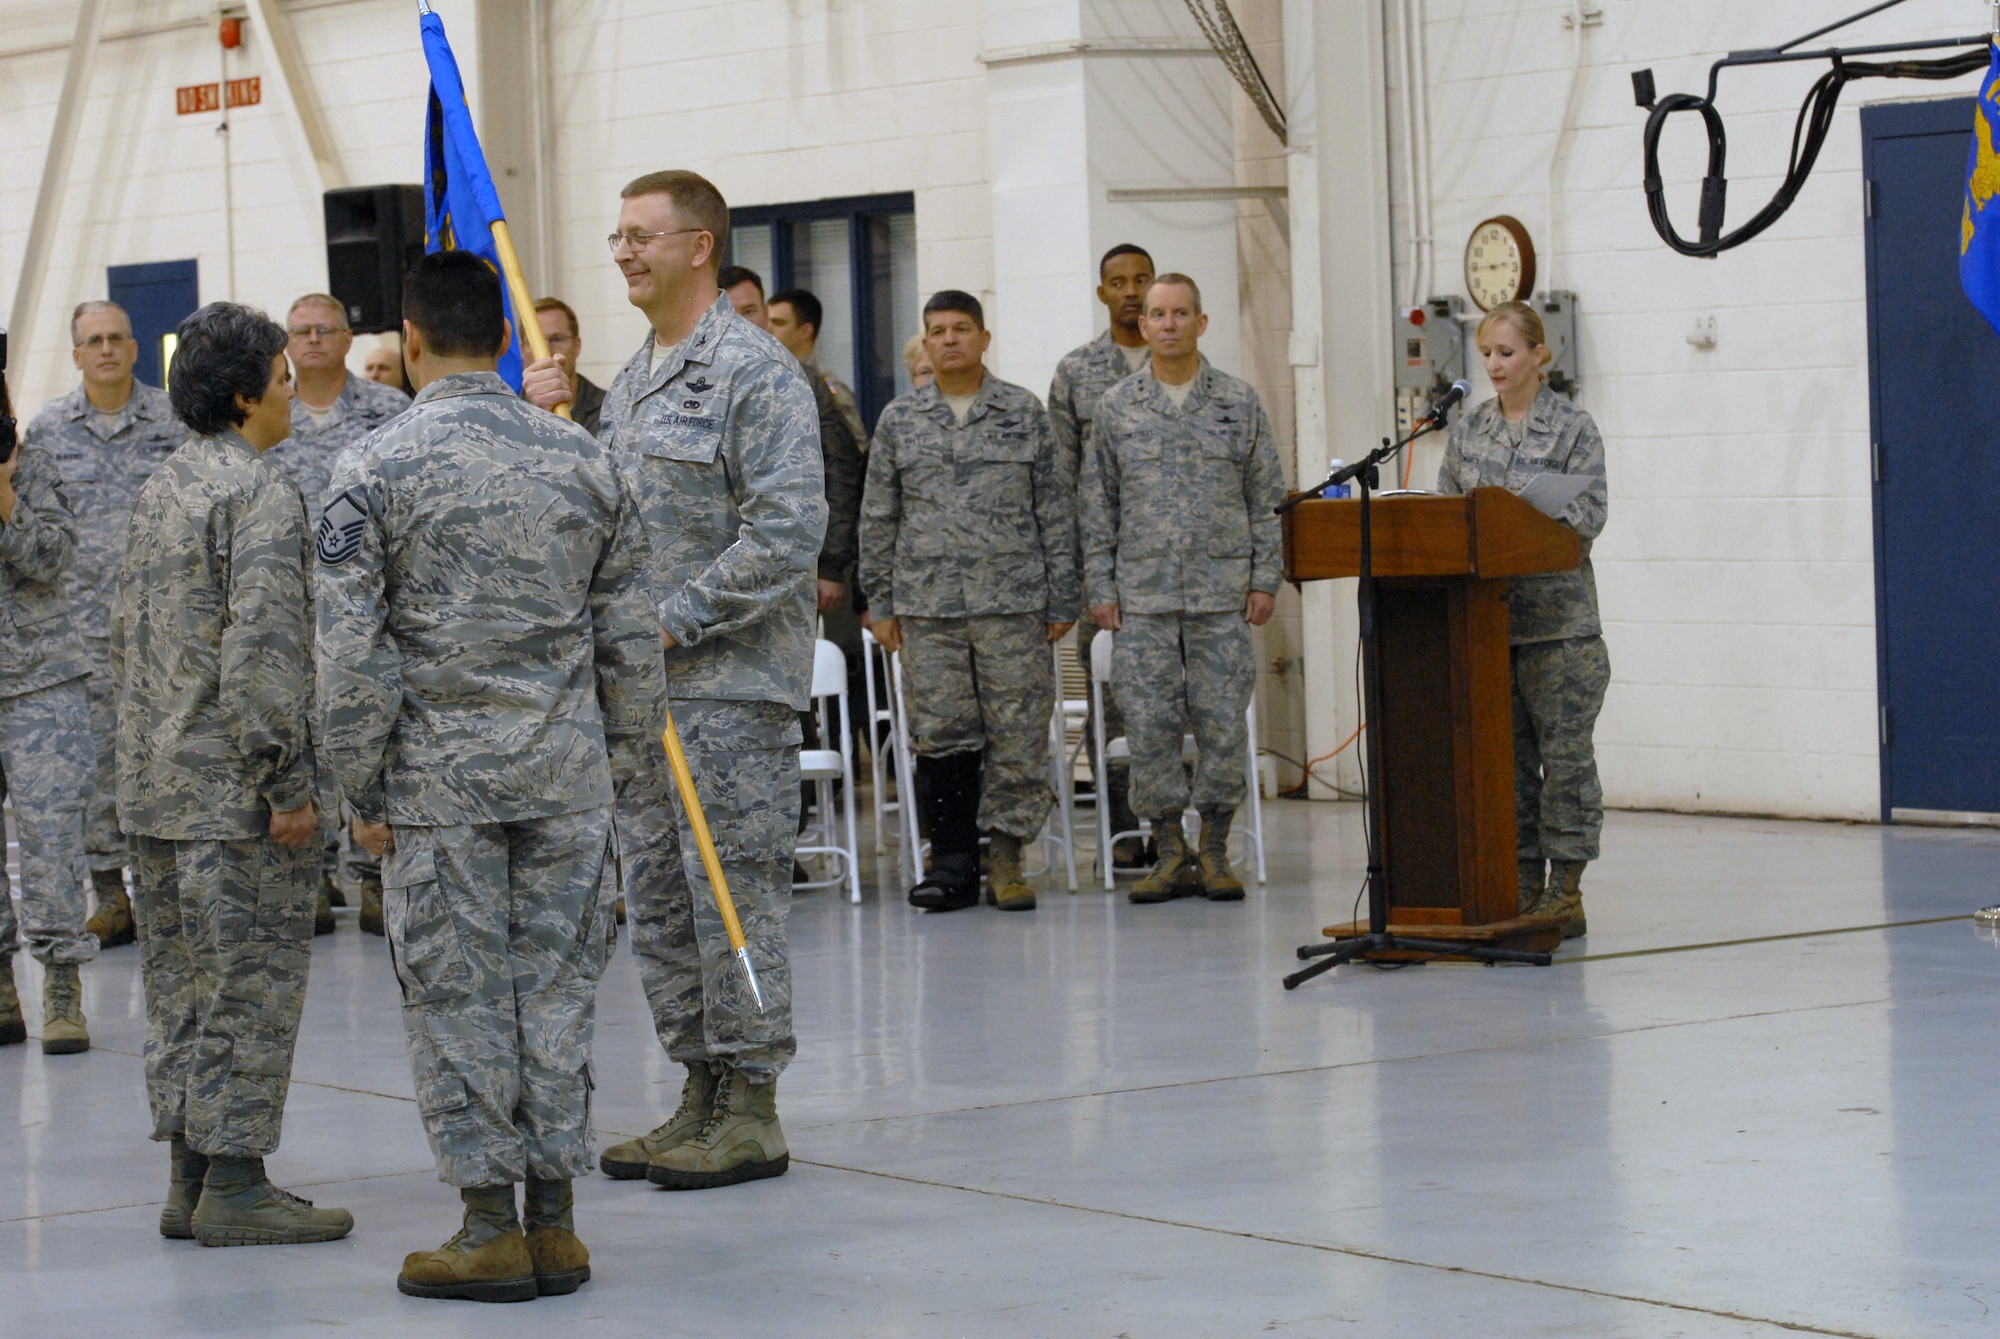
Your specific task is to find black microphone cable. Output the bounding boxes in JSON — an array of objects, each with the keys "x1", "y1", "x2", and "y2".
[{"x1": 1639, "y1": 45, "x2": 1989, "y2": 258}]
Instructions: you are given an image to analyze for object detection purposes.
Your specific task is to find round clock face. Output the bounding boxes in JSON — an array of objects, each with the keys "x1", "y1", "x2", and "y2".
[{"x1": 1464, "y1": 215, "x2": 1537, "y2": 312}]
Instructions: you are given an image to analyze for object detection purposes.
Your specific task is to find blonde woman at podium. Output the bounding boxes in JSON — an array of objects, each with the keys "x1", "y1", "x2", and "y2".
[{"x1": 1435, "y1": 300, "x2": 1608, "y2": 938}]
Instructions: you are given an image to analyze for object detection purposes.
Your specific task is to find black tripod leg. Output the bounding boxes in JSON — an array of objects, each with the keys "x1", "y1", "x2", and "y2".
[{"x1": 1283, "y1": 939, "x2": 1371, "y2": 988}]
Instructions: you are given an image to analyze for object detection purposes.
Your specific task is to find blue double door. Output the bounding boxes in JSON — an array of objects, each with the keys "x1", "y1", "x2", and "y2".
[
  {"x1": 106, "y1": 259, "x2": 198, "y2": 390},
  {"x1": 1864, "y1": 98, "x2": 2000, "y2": 818}
]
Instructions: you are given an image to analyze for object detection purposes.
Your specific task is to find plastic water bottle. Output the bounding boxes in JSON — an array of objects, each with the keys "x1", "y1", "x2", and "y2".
[{"x1": 1327, "y1": 459, "x2": 1352, "y2": 499}]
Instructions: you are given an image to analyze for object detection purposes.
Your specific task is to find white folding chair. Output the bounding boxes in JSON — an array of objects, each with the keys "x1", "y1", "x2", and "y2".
[
  {"x1": 889, "y1": 646, "x2": 925, "y2": 884},
  {"x1": 1041, "y1": 642, "x2": 1080, "y2": 893},
  {"x1": 796, "y1": 638, "x2": 863, "y2": 903},
  {"x1": 860, "y1": 627, "x2": 907, "y2": 856},
  {"x1": 1088, "y1": 629, "x2": 1265, "y2": 890}
]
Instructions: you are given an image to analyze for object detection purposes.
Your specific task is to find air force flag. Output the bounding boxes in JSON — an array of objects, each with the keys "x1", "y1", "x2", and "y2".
[
  {"x1": 419, "y1": 6, "x2": 524, "y2": 389},
  {"x1": 1961, "y1": 42, "x2": 2000, "y2": 336}
]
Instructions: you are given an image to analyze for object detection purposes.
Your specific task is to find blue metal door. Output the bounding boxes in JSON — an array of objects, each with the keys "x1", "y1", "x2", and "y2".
[
  {"x1": 1864, "y1": 98, "x2": 2000, "y2": 818},
  {"x1": 106, "y1": 259, "x2": 198, "y2": 389}
]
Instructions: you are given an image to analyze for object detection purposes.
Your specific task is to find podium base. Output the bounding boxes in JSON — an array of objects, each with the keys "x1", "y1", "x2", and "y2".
[{"x1": 1316, "y1": 915, "x2": 1565, "y2": 959}]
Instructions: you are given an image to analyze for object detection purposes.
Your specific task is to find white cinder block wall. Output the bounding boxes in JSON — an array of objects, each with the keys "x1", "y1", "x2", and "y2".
[
  {"x1": 0, "y1": 0, "x2": 1970, "y2": 820},
  {"x1": 1382, "y1": 0, "x2": 1986, "y2": 820}
]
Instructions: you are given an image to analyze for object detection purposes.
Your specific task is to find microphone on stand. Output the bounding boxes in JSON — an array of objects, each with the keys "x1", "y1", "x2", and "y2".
[{"x1": 1423, "y1": 378, "x2": 1472, "y2": 424}]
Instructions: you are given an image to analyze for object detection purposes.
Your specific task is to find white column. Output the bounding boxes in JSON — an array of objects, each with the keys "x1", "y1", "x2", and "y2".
[
  {"x1": 1282, "y1": 0, "x2": 1395, "y2": 796},
  {"x1": 981, "y1": 0, "x2": 1242, "y2": 395}
]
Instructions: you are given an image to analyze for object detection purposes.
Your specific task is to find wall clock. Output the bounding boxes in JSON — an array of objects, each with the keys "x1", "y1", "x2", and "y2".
[{"x1": 1464, "y1": 215, "x2": 1536, "y2": 311}]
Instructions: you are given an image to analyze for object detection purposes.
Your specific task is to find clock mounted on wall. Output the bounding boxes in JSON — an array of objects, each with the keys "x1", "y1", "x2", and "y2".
[{"x1": 1464, "y1": 215, "x2": 1537, "y2": 312}]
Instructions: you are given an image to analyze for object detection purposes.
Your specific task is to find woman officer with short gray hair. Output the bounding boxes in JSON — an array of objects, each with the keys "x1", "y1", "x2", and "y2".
[{"x1": 114, "y1": 300, "x2": 351, "y2": 1248}]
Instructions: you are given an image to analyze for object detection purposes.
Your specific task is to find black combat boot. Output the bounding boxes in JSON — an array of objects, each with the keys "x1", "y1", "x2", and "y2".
[{"x1": 908, "y1": 750, "x2": 983, "y2": 912}]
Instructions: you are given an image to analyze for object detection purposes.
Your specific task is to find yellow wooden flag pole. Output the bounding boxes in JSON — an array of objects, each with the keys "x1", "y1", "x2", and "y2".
[
  {"x1": 490, "y1": 218, "x2": 572, "y2": 421},
  {"x1": 660, "y1": 707, "x2": 767, "y2": 1010}
]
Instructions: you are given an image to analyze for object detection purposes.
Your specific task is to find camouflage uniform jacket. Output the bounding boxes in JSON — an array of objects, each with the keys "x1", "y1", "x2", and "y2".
[
  {"x1": 0, "y1": 441, "x2": 92, "y2": 697},
  {"x1": 111, "y1": 430, "x2": 315, "y2": 839},
  {"x1": 315, "y1": 372, "x2": 666, "y2": 827},
  {"x1": 860, "y1": 374, "x2": 1078, "y2": 623},
  {"x1": 22, "y1": 381, "x2": 179, "y2": 640},
  {"x1": 808, "y1": 358, "x2": 870, "y2": 453},
  {"x1": 1436, "y1": 384, "x2": 1606, "y2": 644},
  {"x1": 1080, "y1": 360, "x2": 1285, "y2": 615},
  {"x1": 599, "y1": 293, "x2": 826, "y2": 710},
  {"x1": 809, "y1": 364, "x2": 864, "y2": 582},
  {"x1": 267, "y1": 371, "x2": 409, "y2": 515},
  {"x1": 1049, "y1": 328, "x2": 1148, "y2": 475}
]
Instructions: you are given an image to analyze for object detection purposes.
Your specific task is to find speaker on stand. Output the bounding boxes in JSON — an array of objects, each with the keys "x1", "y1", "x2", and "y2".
[{"x1": 324, "y1": 185, "x2": 426, "y2": 334}]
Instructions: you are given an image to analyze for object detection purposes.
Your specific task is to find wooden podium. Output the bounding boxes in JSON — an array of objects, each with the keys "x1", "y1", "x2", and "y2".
[{"x1": 1282, "y1": 486, "x2": 1580, "y2": 955}]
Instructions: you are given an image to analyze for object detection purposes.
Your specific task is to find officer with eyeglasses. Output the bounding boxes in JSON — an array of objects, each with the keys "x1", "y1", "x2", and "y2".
[
  {"x1": 523, "y1": 169, "x2": 824, "y2": 1196},
  {"x1": 262, "y1": 293, "x2": 410, "y2": 938},
  {"x1": 22, "y1": 300, "x2": 182, "y2": 949}
]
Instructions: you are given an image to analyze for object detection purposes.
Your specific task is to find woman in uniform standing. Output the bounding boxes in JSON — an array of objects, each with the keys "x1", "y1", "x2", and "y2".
[{"x1": 1436, "y1": 300, "x2": 1609, "y2": 938}]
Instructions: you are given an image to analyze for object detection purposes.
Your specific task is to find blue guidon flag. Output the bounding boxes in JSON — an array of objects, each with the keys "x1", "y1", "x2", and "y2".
[
  {"x1": 419, "y1": 3, "x2": 524, "y2": 389},
  {"x1": 1962, "y1": 40, "x2": 2000, "y2": 336}
]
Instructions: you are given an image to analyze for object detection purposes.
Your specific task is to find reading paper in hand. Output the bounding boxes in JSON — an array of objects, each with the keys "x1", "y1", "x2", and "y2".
[{"x1": 1514, "y1": 471, "x2": 1591, "y2": 520}]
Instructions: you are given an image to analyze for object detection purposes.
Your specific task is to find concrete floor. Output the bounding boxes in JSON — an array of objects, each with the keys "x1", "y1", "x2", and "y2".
[{"x1": 3, "y1": 799, "x2": 1998, "y2": 1337}]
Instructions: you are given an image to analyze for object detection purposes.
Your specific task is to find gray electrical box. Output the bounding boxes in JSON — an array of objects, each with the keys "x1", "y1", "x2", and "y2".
[
  {"x1": 1533, "y1": 290, "x2": 1579, "y2": 398},
  {"x1": 1392, "y1": 295, "x2": 1467, "y2": 394}
]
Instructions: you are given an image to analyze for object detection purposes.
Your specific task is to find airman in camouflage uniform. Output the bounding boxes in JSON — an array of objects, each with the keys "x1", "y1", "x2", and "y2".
[
  {"x1": 523, "y1": 173, "x2": 823, "y2": 1197},
  {"x1": 862, "y1": 291, "x2": 1077, "y2": 912},
  {"x1": 113, "y1": 301, "x2": 351, "y2": 1247},
  {"x1": 267, "y1": 300, "x2": 410, "y2": 936},
  {"x1": 0, "y1": 400, "x2": 99, "y2": 1055},
  {"x1": 319, "y1": 255, "x2": 663, "y2": 1298},
  {"x1": 1050, "y1": 244, "x2": 1156, "y2": 867},
  {"x1": 1438, "y1": 371, "x2": 1608, "y2": 939},
  {"x1": 23, "y1": 301, "x2": 183, "y2": 944},
  {"x1": 1081, "y1": 275, "x2": 1284, "y2": 905}
]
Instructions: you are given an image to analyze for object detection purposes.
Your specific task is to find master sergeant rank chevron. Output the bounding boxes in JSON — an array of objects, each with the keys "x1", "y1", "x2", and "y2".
[{"x1": 316, "y1": 490, "x2": 368, "y2": 566}]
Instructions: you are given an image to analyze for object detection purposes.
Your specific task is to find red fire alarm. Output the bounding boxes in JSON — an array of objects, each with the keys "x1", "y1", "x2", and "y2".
[{"x1": 219, "y1": 16, "x2": 242, "y2": 48}]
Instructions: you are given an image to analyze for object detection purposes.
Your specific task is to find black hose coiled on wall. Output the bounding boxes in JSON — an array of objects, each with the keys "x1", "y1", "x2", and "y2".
[{"x1": 1641, "y1": 48, "x2": 1990, "y2": 258}]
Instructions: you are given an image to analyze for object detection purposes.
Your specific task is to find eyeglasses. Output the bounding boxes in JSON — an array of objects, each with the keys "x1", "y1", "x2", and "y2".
[
  {"x1": 605, "y1": 227, "x2": 706, "y2": 255},
  {"x1": 288, "y1": 324, "x2": 347, "y2": 339},
  {"x1": 74, "y1": 332, "x2": 132, "y2": 350}
]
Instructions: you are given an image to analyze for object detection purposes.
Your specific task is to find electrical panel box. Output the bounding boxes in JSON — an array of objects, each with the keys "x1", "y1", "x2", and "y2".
[
  {"x1": 1533, "y1": 290, "x2": 1579, "y2": 399},
  {"x1": 1392, "y1": 295, "x2": 1467, "y2": 394}
]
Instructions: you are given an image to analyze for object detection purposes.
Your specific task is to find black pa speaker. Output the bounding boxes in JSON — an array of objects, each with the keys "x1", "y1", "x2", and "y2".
[{"x1": 324, "y1": 185, "x2": 426, "y2": 334}]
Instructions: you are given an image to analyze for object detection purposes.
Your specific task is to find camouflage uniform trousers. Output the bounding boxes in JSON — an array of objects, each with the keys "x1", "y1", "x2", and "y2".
[
  {"x1": 620, "y1": 699, "x2": 798, "y2": 1082},
  {"x1": 81, "y1": 640, "x2": 125, "y2": 873},
  {"x1": 382, "y1": 804, "x2": 618, "y2": 1188},
  {"x1": 130, "y1": 833, "x2": 315, "y2": 1157},
  {"x1": 901, "y1": 613, "x2": 1057, "y2": 842},
  {"x1": 1113, "y1": 611, "x2": 1253, "y2": 819},
  {"x1": 0, "y1": 679, "x2": 100, "y2": 966},
  {"x1": 1512, "y1": 635, "x2": 1610, "y2": 864}
]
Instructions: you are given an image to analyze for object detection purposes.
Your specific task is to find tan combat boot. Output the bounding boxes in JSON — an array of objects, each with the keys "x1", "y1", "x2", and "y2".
[
  {"x1": 357, "y1": 874, "x2": 385, "y2": 937},
  {"x1": 159, "y1": 1138, "x2": 209, "y2": 1239},
  {"x1": 986, "y1": 833, "x2": 1036, "y2": 911},
  {"x1": 1545, "y1": 859, "x2": 1588, "y2": 939},
  {"x1": 1517, "y1": 857, "x2": 1548, "y2": 917},
  {"x1": 397, "y1": 1184, "x2": 534, "y2": 1302},
  {"x1": 41, "y1": 962, "x2": 88, "y2": 1055},
  {"x1": 86, "y1": 869, "x2": 135, "y2": 947},
  {"x1": 599, "y1": 1062, "x2": 719, "y2": 1179},
  {"x1": 0, "y1": 958, "x2": 24, "y2": 1046},
  {"x1": 647, "y1": 1068, "x2": 790, "y2": 1190},
  {"x1": 523, "y1": 1176, "x2": 590, "y2": 1296},
  {"x1": 1129, "y1": 817, "x2": 1198, "y2": 904},
  {"x1": 313, "y1": 885, "x2": 335, "y2": 936},
  {"x1": 1196, "y1": 809, "x2": 1245, "y2": 902},
  {"x1": 192, "y1": 1156, "x2": 354, "y2": 1247}
]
